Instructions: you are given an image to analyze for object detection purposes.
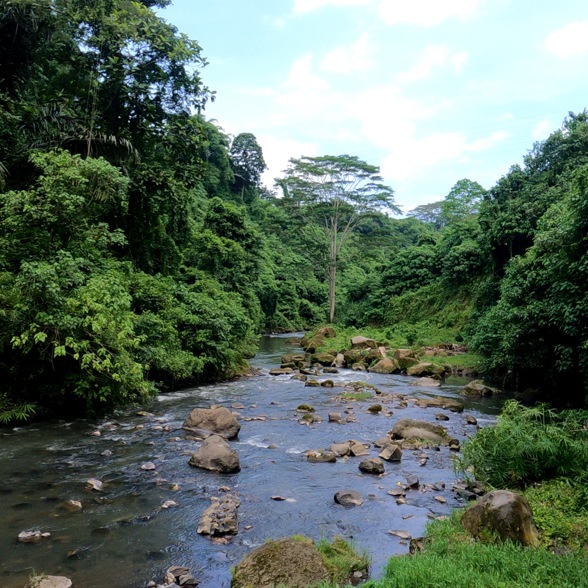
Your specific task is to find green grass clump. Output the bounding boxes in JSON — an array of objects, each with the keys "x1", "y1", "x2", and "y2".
[
  {"x1": 316, "y1": 536, "x2": 370, "y2": 585},
  {"x1": 340, "y1": 392, "x2": 373, "y2": 401},
  {"x1": 457, "y1": 400, "x2": 588, "y2": 488},
  {"x1": 430, "y1": 352, "x2": 481, "y2": 370},
  {"x1": 523, "y1": 479, "x2": 588, "y2": 551},
  {"x1": 359, "y1": 514, "x2": 588, "y2": 588}
]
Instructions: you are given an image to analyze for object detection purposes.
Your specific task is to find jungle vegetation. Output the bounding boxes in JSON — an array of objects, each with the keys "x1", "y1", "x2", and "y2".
[{"x1": 1, "y1": 0, "x2": 587, "y2": 422}]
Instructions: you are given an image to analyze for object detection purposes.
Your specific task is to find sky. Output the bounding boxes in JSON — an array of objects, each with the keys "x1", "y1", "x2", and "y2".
[{"x1": 158, "y1": 0, "x2": 588, "y2": 212}]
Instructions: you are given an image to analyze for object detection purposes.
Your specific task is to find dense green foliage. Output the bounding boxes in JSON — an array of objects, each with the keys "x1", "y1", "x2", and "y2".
[
  {"x1": 457, "y1": 400, "x2": 588, "y2": 488},
  {"x1": 1, "y1": 0, "x2": 588, "y2": 419}
]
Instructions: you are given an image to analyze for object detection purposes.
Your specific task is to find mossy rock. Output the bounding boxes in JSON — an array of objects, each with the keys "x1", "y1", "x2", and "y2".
[
  {"x1": 297, "y1": 404, "x2": 315, "y2": 412},
  {"x1": 232, "y1": 537, "x2": 331, "y2": 588},
  {"x1": 303, "y1": 336, "x2": 325, "y2": 353},
  {"x1": 316, "y1": 326, "x2": 337, "y2": 338},
  {"x1": 312, "y1": 352, "x2": 336, "y2": 366},
  {"x1": 396, "y1": 356, "x2": 420, "y2": 371}
]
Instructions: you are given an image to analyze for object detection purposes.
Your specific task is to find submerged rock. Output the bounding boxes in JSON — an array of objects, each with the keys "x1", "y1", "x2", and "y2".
[
  {"x1": 60, "y1": 499, "x2": 83, "y2": 513},
  {"x1": 26, "y1": 576, "x2": 73, "y2": 588},
  {"x1": 197, "y1": 493, "x2": 240, "y2": 537}
]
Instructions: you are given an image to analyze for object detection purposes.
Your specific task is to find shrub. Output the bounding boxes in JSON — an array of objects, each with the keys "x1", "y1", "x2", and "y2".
[{"x1": 457, "y1": 400, "x2": 588, "y2": 487}]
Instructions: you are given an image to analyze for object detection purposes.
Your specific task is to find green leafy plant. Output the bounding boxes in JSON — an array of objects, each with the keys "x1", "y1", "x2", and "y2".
[{"x1": 457, "y1": 400, "x2": 588, "y2": 487}]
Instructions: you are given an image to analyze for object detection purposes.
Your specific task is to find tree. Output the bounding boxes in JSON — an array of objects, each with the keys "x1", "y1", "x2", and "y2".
[
  {"x1": 229, "y1": 132, "x2": 267, "y2": 203},
  {"x1": 407, "y1": 200, "x2": 445, "y2": 229},
  {"x1": 472, "y1": 164, "x2": 588, "y2": 405},
  {"x1": 278, "y1": 154, "x2": 398, "y2": 323},
  {"x1": 440, "y1": 178, "x2": 485, "y2": 226}
]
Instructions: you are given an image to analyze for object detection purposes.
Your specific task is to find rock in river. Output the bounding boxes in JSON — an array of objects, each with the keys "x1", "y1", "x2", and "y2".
[
  {"x1": 182, "y1": 406, "x2": 240, "y2": 439},
  {"x1": 189, "y1": 434, "x2": 241, "y2": 473}
]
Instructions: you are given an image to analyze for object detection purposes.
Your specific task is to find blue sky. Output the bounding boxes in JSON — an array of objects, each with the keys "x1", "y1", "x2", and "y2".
[{"x1": 159, "y1": 0, "x2": 588, "y2": 212}]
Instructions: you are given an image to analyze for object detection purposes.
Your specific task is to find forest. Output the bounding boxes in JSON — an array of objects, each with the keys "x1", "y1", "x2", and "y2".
[{"x1": 1, "y1": 0, "x2": 587, "y2": 424}]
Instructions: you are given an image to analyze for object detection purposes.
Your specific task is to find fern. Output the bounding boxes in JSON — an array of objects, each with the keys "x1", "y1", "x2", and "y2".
[{"x1": 0, "y1": 394, "x2": 37, "y2": 424}]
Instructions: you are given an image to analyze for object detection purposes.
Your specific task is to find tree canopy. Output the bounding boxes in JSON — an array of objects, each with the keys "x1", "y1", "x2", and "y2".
[{"x1": 278, "y1": 154, "x2": 398, "y2": 322}]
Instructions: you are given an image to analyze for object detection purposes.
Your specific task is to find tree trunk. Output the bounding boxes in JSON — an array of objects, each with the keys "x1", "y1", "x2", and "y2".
[
  {"x1": 328, "y1": 224, "x2": 337, "y2": 323},
  {"x1": 328, "y1": 263, "x2": 336, "y2": 324}
]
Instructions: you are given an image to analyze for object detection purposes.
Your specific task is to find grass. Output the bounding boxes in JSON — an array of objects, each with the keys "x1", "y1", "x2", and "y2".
[
  {"x1": 340, "y1": 392, "x2": 373, "y2": 401},
  {"x1": 316, "y1": 536, "x2": 370, "y2": 585},
  {"x1": 523, "y1": 479, "x2": 588, "y2": 551},
  {"x1": 358, "y1": 513, "x2": 588, "y2": 588},
  {"x1": 430, "y1": 352, "x2": 481, "y2": 370}
]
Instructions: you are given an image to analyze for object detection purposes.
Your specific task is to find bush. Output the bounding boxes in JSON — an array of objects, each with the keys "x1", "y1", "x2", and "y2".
[{"x1": 457, "y1": 401, "x2": 588, "y2": 488}]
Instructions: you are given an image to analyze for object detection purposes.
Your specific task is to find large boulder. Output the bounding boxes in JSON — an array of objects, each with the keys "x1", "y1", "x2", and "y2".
[
  {"x1": 281, "y1": 353, "x2": 306, "y2": 366},
  {"x1": 232, "y1": 537, "x2": 331, "y2": 588},
  {"x1": 368, "y1": 358, "x2": 400, "y2": 374},
  {"x1": 316, "y1": 326, "x2": 337, "y2": 338},
  {"x1": 189, "y1": 435, "x2": 241, "y2": 473},
  {"x1": 302, "y1": 335, "x2": 324, "y2": 353},
  {"x1": 351, "y1": 336, "x2": 377, "y2": 350},
  {"x1": 393, "y1": 348, "x2": 417, "y2": 359},
  {"x1": 460, "y1": 380, "x2": 500, "y2": 397},
  {"x1": 343, "y1": 349, "x2": 367, "y2": 366},
  {"x1": 406, "y1": 362, "x2": 447, "y2": 378},
  {"x1": 312, "y1": 352, "x2": 336, "y2": 366},
  {"x1": 183, "y1": 406, "x2": 240, "y2": 439},
  {"x1": 390, "y1": 419, "x2": 448, "y2": 444},
  {"x1": 461, "y1": 490, "x2": 539, "y2": 547},
  {"x1": 396, "y1": 356, "x2": 421, "y2": 371}
]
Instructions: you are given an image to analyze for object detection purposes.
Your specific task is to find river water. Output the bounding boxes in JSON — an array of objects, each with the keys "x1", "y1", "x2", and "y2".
[{"x1": 0, "y1": 335, "x2": 501, "y2": 587}]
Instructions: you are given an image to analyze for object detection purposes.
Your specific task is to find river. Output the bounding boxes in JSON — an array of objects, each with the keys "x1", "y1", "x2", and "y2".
[{"x1": 0, "y1": 334, "x2": 501, "y2": 587}]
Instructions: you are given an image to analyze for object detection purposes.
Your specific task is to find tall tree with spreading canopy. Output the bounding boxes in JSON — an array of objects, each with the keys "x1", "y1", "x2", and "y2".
[
  {"x1": 229, "y1": 132, "x2": 267, "y2": 203},
  {"x1": 278, "y1": 154, "x2": 398, "y2": 323}
]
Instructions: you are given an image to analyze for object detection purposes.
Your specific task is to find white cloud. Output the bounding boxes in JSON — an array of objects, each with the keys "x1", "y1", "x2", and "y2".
[
  {"x1": 259, "y1": 135, "x2": 317, "y2": 189},
  {"x1": 532, "y1": 120, "x2": 552, "y2": 140},
  {"x1": 284, "y1": 53, "x2": 329, "y2": 92},
  {"x1": 293, "y1": 0, "x2": 372, "y2": 15},
  {"x1": 451, "y1": 52, "x2": 468, "y2": 72},
  {"x1": 321, "y1": 33, "x2": 373, "y2": 74},
  {"x1": 397, "y1": 46, "x2": 468, "y2": 82},
  {"x1": 469, "y1": 130, "x2": 509, "y2": 151},
  {"x1": 380, "y1": 129, "x2": 509, "y2": 181},
  {"x1": 378, "y1": 0, "x2": 484, "y2": 27},
  {"x1": 544, "y1": 21, "x2": 588, "y2": 58}
]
